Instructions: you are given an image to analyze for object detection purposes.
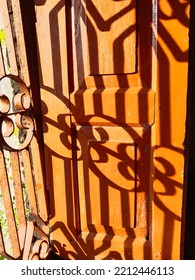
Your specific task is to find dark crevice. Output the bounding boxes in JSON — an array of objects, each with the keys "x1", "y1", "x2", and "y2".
[{"x1": 183, "y1": 0, "x2": 195, "y2": 260}]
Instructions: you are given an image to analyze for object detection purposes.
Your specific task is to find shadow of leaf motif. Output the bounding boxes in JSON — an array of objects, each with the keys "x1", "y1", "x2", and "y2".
[
  {"x1": 34, "y1": 0, "x2": 47, "y2": 6},
  {"x1": 94, "y1": 127, "x2": 110, "y2": 141},
  {"x1": 102, "y1": 251, "x2": 123, "y2": 260},
  {"x1": 118, "y1": 161, "x2": 134, "y2": 180},
  {"x1": 89, "y1": 144, "x2": 109, "y2": 163},
  {"x1": 87, "y1": 0, "x2": 134, "y2": 32},
  {"x1": 159, "y1": 0, "x2": 189, "y2": 27},
  {"x1": 155, "y1": 156, "x2": 175, "y2": 176},
  {"x1": 60, "y1": 132, "x2": 72, "y2": 150}
]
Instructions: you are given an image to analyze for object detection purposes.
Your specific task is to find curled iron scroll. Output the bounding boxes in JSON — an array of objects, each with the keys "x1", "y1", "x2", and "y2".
[
  {"x1": 0, "y1": 75, "x2": 34, "y2": 150},
  {"x1": 29, "y1": 239, "x2": 50, "y2": 260}
]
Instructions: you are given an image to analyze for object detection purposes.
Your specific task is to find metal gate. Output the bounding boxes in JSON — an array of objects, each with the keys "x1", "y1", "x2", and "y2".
[{"x1": 0, "y1": 0, "x2": 49, "y2": 260}]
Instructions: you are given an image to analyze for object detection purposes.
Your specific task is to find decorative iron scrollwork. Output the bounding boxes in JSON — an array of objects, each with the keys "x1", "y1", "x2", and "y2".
[
  {"x1": 0, "y1": 75, "x2": 34, "y2": 150},
  {"x1": 22, "y1": 221, "x2": 50, "y2": 260}
]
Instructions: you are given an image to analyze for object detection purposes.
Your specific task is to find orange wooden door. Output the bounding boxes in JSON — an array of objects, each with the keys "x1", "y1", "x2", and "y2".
[{"x1": 35, "y1": 0, "x2": 190, "y2": 259}]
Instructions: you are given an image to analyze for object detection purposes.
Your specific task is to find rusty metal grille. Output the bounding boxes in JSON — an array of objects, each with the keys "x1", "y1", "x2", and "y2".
[{"x1": 0, "y1": 0, "x2": 49, "y2": 259}]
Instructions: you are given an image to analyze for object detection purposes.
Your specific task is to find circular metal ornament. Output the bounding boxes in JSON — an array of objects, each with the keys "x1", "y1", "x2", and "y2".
[{"x1": 0, "y1": 75, "x2": 34, "y2": 150}]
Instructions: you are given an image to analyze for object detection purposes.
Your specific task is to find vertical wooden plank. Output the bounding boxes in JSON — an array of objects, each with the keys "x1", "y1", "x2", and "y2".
[
  {"x1": 35, "y1": 0, "x2": 76, "y2": 258},
  {"x1": 10, "y1": 151, "x2": 26, "y2": 249},
  {"x1": 152, "y1": 0, "x2": 190, "y2": 259},
  {"x1": 0, "y1": 149, "x2": 20, "y2": 258},
  {"x1": 0, "y1": 0, "x2": 18, "y2": 75},
  {"x1": 21, "y1": 149, "x2": 38, "y2": 215}
]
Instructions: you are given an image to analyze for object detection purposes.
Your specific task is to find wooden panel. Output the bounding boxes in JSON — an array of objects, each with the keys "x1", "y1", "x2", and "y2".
[
  {"x1": 76, "y1": 125, "x2": 150, "y2": 239},
  {"x1": 82, "y1": 140, "x2": 135, "y2": 231},
  {"x1": 86, "y1": 0, "x2": 136, "y2": 75},
  {"x1": 72, "y1": 0, "x2": 151, "y2": 90},
  {"x1": 71, "y1": 88, "x2": 155, "y2": 126}
]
